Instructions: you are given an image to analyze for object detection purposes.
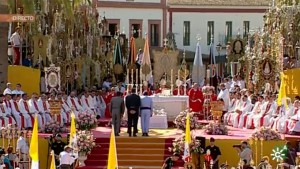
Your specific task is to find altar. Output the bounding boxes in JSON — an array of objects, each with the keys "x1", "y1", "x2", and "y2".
[{"x1": 150, "y1": 96, "x2": 189, "y2": 121}]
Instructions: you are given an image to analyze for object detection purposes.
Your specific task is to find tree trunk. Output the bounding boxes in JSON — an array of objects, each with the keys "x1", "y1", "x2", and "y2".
[{"x1": 0, "y1": 0, "x2": 9, "y2": 91}]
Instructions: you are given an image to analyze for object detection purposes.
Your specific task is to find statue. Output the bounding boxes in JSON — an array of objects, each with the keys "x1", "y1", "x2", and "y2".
[
  {"x1": 166, "y1": 32, "x2": 177, "y2": 50},
  {"x1": 263, "y1": 61, "x2": 271, "y2": 74}
]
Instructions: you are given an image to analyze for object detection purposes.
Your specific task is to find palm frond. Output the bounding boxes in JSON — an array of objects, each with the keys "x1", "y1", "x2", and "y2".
[{"x1": 22, "y1": 0, "x2": 34, "y2": 14}]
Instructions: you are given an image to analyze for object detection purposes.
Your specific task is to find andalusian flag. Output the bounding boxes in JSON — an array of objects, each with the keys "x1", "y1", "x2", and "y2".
[
  {"x1": 107, "y1": 125, "x2": 118, "y2": 169},
  {"x1": 29, "y1": 114, "x2": 39, "y2": 169},
  {"x1": 277, "y1": 72, "x2": 288, "y2": 107},
  {"x1": 50, "y1": 150, "x2": 56, "y2": 169},
  {"x1": 183, "y1": 113, "x2": 191, "y2": 162},
  {"x1": 69, "y1": 112, "x2": 76, "y2": 145}
]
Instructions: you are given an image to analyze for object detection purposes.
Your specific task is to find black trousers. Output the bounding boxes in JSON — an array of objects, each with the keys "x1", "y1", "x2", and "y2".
[
  {"x1": 127, "y1": 113, "x2": 138, "y2": 135},
  {"x1": 60, "y1": 164, "x2": 71, "y2": 169}
]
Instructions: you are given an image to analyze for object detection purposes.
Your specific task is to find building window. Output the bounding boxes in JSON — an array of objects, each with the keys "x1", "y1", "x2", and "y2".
[
  {"x1": 183, "y1": 21, "x2": 190, "y2": 46},
  {"x1": 108, "y1": 23, "x2": 117, "y2": 36},
  {"x1": 207, "y1": 21, "x2": 214, "y2": 45},
  {"x1": 225, "y1": 21, "x2": 232, "y2": 44},
  {"x1": 150, "y1": 24, "x2": 159, "y2": 46},
  {"x1": 243, "y1": 21, "x2": 250, "y2": 38},
  {"x1": 131, "y1": 24, "x2": 141, "y2": 38}
]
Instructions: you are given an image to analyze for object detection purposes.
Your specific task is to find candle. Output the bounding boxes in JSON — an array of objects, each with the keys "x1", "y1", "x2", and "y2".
[
  {"x1": 206, "y1": 69, "x2": 210, "y2": 79},
  {"x1": 136, "y1": 69, "x2": 138, "y2": 84},
  {"x1": 178, "y1": 69, "x2": 180, "y2": 82},
  {"x1": 140, "y1": 68, "x2": 142, "y2": 83},
  {"x1": 131, "y1": 69, "x2": 133, "y2": 84},
  {"x1": 171, "y1": 69, "x2": 173, "y2": 83},
  {"x1": 127, "y1": 69, "x2": 129, "y2": 84}
]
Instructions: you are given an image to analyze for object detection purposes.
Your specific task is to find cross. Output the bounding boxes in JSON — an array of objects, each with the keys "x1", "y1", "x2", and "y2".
[
  {"x1": 138, "y1": 29, "x2": 142, "y2": 37},
  {"x1": 163, "y1": 38, "x2": 168, "y2": 47},
  {"x1": 196, "y1": 34, "x2": 201, "y2": 42}
]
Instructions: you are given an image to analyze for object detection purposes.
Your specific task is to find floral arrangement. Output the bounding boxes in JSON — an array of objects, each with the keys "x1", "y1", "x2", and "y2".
[
  {"x1": 107, "y1": 119, "x2": 128, "y2": 127},
  {"x1": 174, "y1": 109, "x2": 200, "y2": 130},
  {"x1": 44, "y1": 120, "x2": 67, "y2": 134},
  {"x1": 203, "y1": 122, "x2": 228, "y2": 135},
  {"x1": 169, "y1": 134, "x2": 204, "y2": 155},
  {"x1": 76, "y1": 130, "x2": 96, "y2": 155},
  {"x1": 77, "y1": 112, "x2": 98, "y2": 130},
  {"x1": 250, "y1": 127, "x2": 282, "y2": 141}
]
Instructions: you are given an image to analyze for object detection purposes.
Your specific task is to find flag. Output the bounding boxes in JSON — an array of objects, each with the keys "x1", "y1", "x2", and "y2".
[
  {"x1": 69, "y1": 112, "x2": 76, "y2": 145},
  {"x1": 208, "y1": 43, "x2": 218, "y2": 88},
  {"x1": 192, "y1": 41, "x2": 205, "y2": 86},
  {"x1": 50, "y1": 150, "x2": 56, "y2": 169},
  {"x1": 107, "y1": 125, "x2": 118, "y2": 169},
  {"x1": 183, "y1": 113, "x2": 191, "y2": 162},
  {"x1": 29, "y1": 114, "x2": 39, "y2": 169},
  {"x1": 129, "y1": 37, "x2": 136, "y2": 64},
  {"x1": 113, "y1": 39, "x2": 123, "y2": 65},
  {"x1": 277, "y1": 72, "x2": 288, "y2": 107},
  {"x1": 141, "y1": 34, "x2": 152, "y2": 81}
]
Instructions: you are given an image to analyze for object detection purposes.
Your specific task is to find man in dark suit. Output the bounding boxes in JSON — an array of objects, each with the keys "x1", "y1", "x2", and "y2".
[{"x1": 125, "y1": 88, "x2": 141, "y2": 137}]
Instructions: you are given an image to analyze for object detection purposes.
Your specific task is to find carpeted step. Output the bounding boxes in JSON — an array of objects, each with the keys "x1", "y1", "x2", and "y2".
[
  {"x1": 88, "y1": 154, "x2": 164, "y2": 161},
  {"x1": 78, "y1": 166, "x2": 184, "y2": 169},
  {"x1": 85, "y1": 159, "x2": 163, "y2": 166}
]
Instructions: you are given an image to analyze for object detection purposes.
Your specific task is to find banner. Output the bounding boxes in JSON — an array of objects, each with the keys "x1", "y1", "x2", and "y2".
[
  {"x1": 8, "y1": 66, "x2": 40, "y2": 95},
  {"x1": 285, "y1": 68, "x2": 300, "y2": 100}
]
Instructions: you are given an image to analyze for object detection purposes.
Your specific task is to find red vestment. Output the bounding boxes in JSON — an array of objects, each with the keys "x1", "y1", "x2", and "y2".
[
  {"x1": 173, "y1": 88, "x2": 186, "y2": 95},
  {"x1": 143, "y1": 88, "x2": 153, "y2": 95},
  {"x1": 155, "y1": 88, "x2": 163, "y2": 94},
  {"x1": 104, "y1": 92, "x2": 115, "y2": 118},
  {"x1": 211, "y1": 94, "x2": 217, "y2": 101},
  {"x1": 188, "y1": 88, "x2": 204, "y2": 112}
]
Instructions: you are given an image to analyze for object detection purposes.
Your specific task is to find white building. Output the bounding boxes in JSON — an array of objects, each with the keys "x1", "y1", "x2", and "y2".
[{"x1": 96, "y1": 0, "x2": 268, "y2": 55}]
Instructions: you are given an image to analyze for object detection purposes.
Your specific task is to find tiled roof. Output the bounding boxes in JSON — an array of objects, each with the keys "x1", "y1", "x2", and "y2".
[{"x1": 168, "y1": 0, "x2": 270, "y2": 6}]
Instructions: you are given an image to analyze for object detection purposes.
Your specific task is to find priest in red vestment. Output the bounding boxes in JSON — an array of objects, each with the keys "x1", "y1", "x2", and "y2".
[
  {"x1": 188, "y1": 83, "x2": 204, "y2": 113},
  {"x1": 155, "y1": 79, "x2": 167, "y2": 94},
  {"x1": 173, "y1": 85, "x2": 186, "y2": 95},
  {"x1": 142, "y1": 82, "x2": 152, "y2": 95},
  {"x1": 104, "y1": 87, "x2": 116, "y2": 118}
]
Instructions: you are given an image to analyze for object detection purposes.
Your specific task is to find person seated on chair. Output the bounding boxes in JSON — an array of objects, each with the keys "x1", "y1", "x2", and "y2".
[{"x1": 161, "y1": 153, "x2": 180, "y2": 169}]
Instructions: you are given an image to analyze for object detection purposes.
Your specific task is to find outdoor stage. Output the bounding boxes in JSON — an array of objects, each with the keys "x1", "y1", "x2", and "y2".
[{"x1": 15, "y1": 123, "x2": 299, "y2": 169}]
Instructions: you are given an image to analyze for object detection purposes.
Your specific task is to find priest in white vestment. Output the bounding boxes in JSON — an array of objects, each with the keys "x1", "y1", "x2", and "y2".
[
  {"x1": 18, "y1": 94, "x2": 33, "y2": 129},
  {"x1": 81, "y1": 91, "x2": 95, "y2": 114},
  {"x1": 38, "y1": 94, "x2": 52, "y2": 124},
  {"x1": 223, "y1": 93, "x2": 237, "y2": 125},
  {"x1": 10, "y1": 94, "x2": 23, "y2": 129},
  {"x1": 287, "y1": 101, "x2": 300, "y2": 134},
  {"x1": 0, "y1": 95, "x2": 16, "y2": 127},
  {"x1": 253, "y1": 96, "x2": 277, "y2": 128},
  {"x1": 67, "y1": 91, "x2": 83, "y2": 117},
  {"x1": 3, "y1": 94, "x2": 16, "y2": 126},
  {"x1": 269, "y1": 105, "x2": 283, "y2": 129},
  {"x1": 276, "y1": 99, "x2": 293, "y2": 133},
  {"x1": 217, "y1": 83, "x2": 230, "y2": 111},
  {"x1": 227, "y1": 93, "x2": 243, "y2": 126},
  {"x1": 233, "y1": 95, "x2": 253, "y2": 128},
  {"x1": 60, "y1": 94, "x2": 71, "y2": 124},
  {"x1": 27, "y1": 93, "x2": 45, "y2": 128},
  {"x1": 279, "y1": 100, "x2": 300, "y2": 133},
  {"x1": 245, "y1": 96, "x2": 263, "y2": 129}
]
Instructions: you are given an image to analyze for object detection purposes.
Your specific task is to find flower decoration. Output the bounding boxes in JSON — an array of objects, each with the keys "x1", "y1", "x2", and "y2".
[
  {"x1": 76, "y1": 130, "x2": 96, "y2": 155},
  {"x1": 203, "y1": 122, "x2": 228, "y2": 135},
  {"x1": 174, "y1": 109, "x2": 200, "y2": 130},
  {"x1": 76, "y1": 112, "x2": 98, "y2": 130},
  {"x1": 44, "y1": 120, "x2": 66, "y2": 134},
  {"x1": 250, "y1": 127, "x2": 282, "y2": 141},
  {"x1": 107, "y1": 119, "x2": 128, "y2": 127},
  {"x1": 169, "y1": 134, "x2": 204, "y2": 155}
]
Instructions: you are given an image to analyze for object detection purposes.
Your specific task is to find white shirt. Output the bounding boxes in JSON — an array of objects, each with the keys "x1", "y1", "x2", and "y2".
[
  {"x1": 115, "y1": 86, "x2": 126, "y2": 93},
  {"x1": 10, "y1": 32, "x2": 21, "y2": 46},
  {"x1": 237, "y1": 80, "x2": 245, "y2": 89},
  {"x1": 3, "y1": 88, "x2": 12, "y2": 95},
  {"x1": 12, "y1": 90, "x2": 24, "y2": 95},
  {"x1": 16, "y1": 136, "x2": 29, "y2": 154},
  {"x1": 59, "y1": 151, "x2": 76, "y2": 165},
  {"x1": 102, "y1": 81, "x2": 111, "y2": 89}
]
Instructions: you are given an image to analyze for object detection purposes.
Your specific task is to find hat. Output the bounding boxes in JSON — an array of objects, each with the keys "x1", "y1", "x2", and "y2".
[{"x1": 6, "y1": 82, "x2": 11, "y2": 85}]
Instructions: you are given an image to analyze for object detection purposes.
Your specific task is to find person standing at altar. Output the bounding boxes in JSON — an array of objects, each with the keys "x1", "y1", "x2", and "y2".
[
  {"x1": 10, "y1": 94, "x2": 23, "y2": 129},
  {"x1": 10, "y1": 27, "x2": 22, "y2": 65},
  {"x1": 217, "y1": 83, "x2": 230, "y2": 113},
  {"x1": 125, "y1": 88, "x2": 141, "y2": 137},
  {"x1": 142, "y1": 82, "x2": 153, "y2": 96},
  {"x1": 28, "y1": 93, "x2": 44, "y2": 128},
  {"x1": 67, "y1": 91, "x2": 83, "y2": 117},
  {"x1": 155, "y1": 80, "x2": 167, "y2": 94},
  {"x1": 104, "y1": 88, "x2": 116, "y2": 118},
  {"x1": 140, "y1": 91, "x2": 153, "y2": 136},
  {"x1": 18, "y1": 93, "x2": 32, "y2": 129},
  {"x1": 81, "y1": 91, "x2": 96, "y2": 114},
  {"x1": 188, "y1": 83, "x2": 204, "y2": 113},
  {"x1": 116, "y1": 81, "x2": 126, "y2": 94},
  {"x1": 110, "y1": 92, "x2": 124, "y2": 136},
  {"x1": 38, "y1": 94, "x2": 52, "y2": 124}
]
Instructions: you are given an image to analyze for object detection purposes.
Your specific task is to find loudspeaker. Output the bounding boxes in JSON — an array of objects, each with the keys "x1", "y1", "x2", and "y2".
[{"x1": 196, "y1": 136, "x2": 206, "y2": 150}]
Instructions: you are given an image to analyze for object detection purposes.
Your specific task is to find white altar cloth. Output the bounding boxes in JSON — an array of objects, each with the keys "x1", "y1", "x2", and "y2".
[
  {"x1": 150, "y1": 96, "x2": 189, "y2": 121},
  {"x1": 138, "y1": 115, "x2": 168, "y2": 129}
]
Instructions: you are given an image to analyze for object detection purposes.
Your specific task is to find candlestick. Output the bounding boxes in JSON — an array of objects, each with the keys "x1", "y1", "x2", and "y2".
[
  {"x1": 126, "y1": 69, "x2": 129, "y2": 84},
  {"x1": 140, "y1": 69, "x2": 143, "y2": 95},
  {"x1": 171, "y1": 69, "x2": 173, "y2": 84},
  {"x1": 131, "y1": 69, "x2": 133, "y2": 84},
  {"x1": 136, "y1": 69, "x2": 138, "y2": 84},
  {"x1": 260, "y1": 139, "x2": 263, "y2": 159},
  {"x1": 206, "y1": 69, "x2": 210, "y2": 79},
  {"x1": 177, "y1": 69, "x2": 180, "y2": 96},
  {"x1": 184, "y1": 69, "x2": 187, "y2": 96},
  {"x1": 255, "y1": 138, "x2": 258, "y2": 165}
]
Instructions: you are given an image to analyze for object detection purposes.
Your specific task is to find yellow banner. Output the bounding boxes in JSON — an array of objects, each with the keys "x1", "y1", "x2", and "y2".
[
  {"x1": 285, "y1": 68, "x2": 300, "y2": 100},
  {"x1": 8, "y1": 66, "x2": 41, "y2": 95}
]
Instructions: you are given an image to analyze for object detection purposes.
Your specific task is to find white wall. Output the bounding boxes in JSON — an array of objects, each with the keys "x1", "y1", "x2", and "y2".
[
  {"x1": 98, "y1": 0, "x2": 161, "y2": 3},
  {"x1": 98, "y1": 7, "x2": 163, "y2": 42},
  {"x1": 171, "y1": 12, "x2": 264, "y2": 54}
]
